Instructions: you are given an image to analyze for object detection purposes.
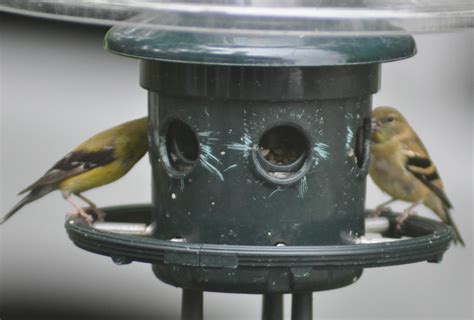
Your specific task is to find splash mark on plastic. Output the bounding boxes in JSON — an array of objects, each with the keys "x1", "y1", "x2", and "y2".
[
  {"x1": 198, "y1": 131, "x2": 214, "y2": 138},
  {"x1": 225, "y1": 132, "x2": 253, "y2": 158},
  {"x1": 349, "y1": 165, "x2": 357, "y2": 176},
  {"x1": 298, "y1": 176, "x2": 308, "y2": 198},
  {"x1": 200, "y1": 144, "x2": 224, "y2": 181},
  {"x1": 223, "y1": 164, "x2": 238, "y2": 172},
  {"x1": 345, "y1": 113, "x2": 354, "y2": 150},
  {"x1": 346, "y1": 127, "x2": 354, "y2": 150},
  {"x1": 296, "y1": 109, "x2": 305, "y2": 119},
  {"x1": 180, "y1": 179, "x2": 185, "y2": 192},
  {"x1": 153, "y1": 130, "x2": 160, "y2": 148},
  {"x1": 198, "y1": 131, "x2": 219, "y2": 145},
  {"x1": 313, "y1": 142, "x2": 330, "y2": 166},
  {"x1": 318, "y1": 116, "x2": 325, "y2": 126},
  {"x1": 204, "y1": 106, "x2": 210, "y2": 117},
  {"x1": 269, "y1": 187, "x2": 284, "y2": 198}
]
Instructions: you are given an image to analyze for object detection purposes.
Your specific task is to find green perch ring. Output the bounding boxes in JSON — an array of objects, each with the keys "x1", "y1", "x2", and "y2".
[{"x1": 66, "y1": 205, "x2": 452, "y2": 294}]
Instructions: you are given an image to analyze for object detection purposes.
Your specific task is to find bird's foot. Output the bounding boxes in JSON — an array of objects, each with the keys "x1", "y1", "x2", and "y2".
[
  {"x1": 370, "y1": 205, "x2": 391, "y2": 218},
  {"x1": 395, "y1": 209, "x2": 418, "y2": 231},
  {"x1": 65, "y1": 209, "x2": 94, "y2": 225},
  {"x1": 66, "y1": 210, "x2": 77, "y2": 219},
  {"x1": 90, "y1": 207, "x2": 106, "y2": 222}
]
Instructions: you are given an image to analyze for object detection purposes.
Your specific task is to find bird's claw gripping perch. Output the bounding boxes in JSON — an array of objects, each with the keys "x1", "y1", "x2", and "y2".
[
  {"x1": 91, "y1": 207, "x2": 106, "y2": 222},
  {"x1": 66, "y1": 209, "x2": 94, "y2": 225},
  {"x1": 395, "y1": 203, "x2": 421, "y2": 231}
]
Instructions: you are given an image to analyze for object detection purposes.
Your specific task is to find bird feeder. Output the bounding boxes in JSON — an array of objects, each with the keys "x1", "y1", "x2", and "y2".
[{"x1": 61, "y1": 9, "x2": 458, "y2": 319}]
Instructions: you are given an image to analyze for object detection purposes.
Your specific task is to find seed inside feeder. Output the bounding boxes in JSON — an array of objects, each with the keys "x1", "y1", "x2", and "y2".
[{"x1": 258, "y1": 125, "x2": 309, "y2": 174}]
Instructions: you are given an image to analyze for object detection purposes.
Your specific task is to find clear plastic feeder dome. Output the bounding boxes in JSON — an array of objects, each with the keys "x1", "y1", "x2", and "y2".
[{"x1": 1, "y1": 0, "x2": 473, "y2": 35}]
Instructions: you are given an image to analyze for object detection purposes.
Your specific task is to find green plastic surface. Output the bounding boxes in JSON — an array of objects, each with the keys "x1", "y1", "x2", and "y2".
[
  {"x1": 65, "y1": 205, "x2": 452, "y2": 294},
  {"x1": 104, "y1": 15, "x2": 416, "y2": 66}
]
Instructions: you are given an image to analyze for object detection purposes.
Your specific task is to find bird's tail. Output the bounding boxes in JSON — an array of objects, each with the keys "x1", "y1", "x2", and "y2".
[
  {"x1": 442, "y1": 206, "x2": 465, "y2": 247},
  {"x1": 427, "y1": 196, "x2": 465, "y2": 246},
  {"x1": 0, "y1": 187, "x2": 53, "y2": 225}
]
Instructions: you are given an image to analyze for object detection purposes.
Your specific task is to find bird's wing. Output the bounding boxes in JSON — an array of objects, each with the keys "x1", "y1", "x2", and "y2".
[
  {"x1": 18, "y1": 147, "x2": 115, "y2": 195},
  {"x1": 402, "y1": 136, "x2": 452, "y2": 208}
]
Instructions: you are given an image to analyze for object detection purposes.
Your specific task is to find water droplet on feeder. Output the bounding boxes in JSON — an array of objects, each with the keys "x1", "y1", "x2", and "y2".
[
  {"x1": 275, "y1": 242, "x2": 286, "y2": 247},
  {"x1": 187, "y1": 211, "x2": 191, "y2": 216},
  {"x1": 352, "y1": 277, "x2": 358, "y2": 282},
  {"x1": 170, "y1": 237, "x2": 185, "y2": 243},
  {"x1": 267, "y1": 232, "x2": 272, "y2": 236},
  {"x1": 171, "y1": 193, "x2": 177, "y2": 199},
  {"x1": 220, "y1": 151, "x2": 226, "y2": 155},
  {"x1": 211, "y1": 201, "x2": 216, "y2": 206}
]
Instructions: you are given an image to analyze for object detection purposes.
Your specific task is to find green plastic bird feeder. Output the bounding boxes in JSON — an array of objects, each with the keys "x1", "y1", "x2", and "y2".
[{"x1": 29, "y1": 1, "x2": 467, "y2": 319}]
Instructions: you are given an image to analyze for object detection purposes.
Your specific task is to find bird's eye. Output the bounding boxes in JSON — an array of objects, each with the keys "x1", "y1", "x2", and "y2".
[{"x1": 386, "y1": 116, "x2": 394, "y2": 123}]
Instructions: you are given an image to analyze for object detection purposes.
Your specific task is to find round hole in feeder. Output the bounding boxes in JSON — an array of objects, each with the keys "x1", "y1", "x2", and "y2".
[
  {"x1": 354, "y1": 117, "x2": 371, "y2": 169},
  {"x1": 254, "y1": 124, "x2": 311, "y2": 184},
  {"x1": 161, "y1": 119, "x2": 199, "y2": 176}
]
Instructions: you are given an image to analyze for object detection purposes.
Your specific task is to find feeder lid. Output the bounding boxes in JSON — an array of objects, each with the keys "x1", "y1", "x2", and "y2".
[
  {"x1": 102, "y1": 15, "x2": 418, "y2": 66},
  {"x1": 2, "y1": 0, "x2": 473, "y2": 65}
]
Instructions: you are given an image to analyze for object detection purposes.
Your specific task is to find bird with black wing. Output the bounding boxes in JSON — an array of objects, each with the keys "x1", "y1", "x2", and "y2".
[
  {"x1": 369, "y1": 106, "x2": 464, "y2": 246},
  {"x1": 1, "y1": 117, "x2": 148, "y2": 225}
]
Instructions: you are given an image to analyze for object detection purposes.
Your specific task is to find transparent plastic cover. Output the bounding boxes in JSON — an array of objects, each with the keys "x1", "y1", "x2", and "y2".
[{"x1": 0, "y1": 0, "x2": 473, "y2": 36}]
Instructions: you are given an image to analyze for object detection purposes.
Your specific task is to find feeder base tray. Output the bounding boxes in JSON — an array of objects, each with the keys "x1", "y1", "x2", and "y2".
[
  {"x1": 65, "y1": 204, "x2": 452, "y2": 319},
  {"x1": 66, "y1": 204, "x2": 452, "y2": 294}
]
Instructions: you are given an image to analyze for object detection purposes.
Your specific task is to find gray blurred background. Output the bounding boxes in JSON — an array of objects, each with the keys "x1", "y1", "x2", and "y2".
[{"x1": 0, "y1": 13, "x2": 472, "y2": 320}]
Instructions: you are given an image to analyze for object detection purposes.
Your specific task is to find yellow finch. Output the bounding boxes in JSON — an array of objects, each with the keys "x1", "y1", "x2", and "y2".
[
  {"x1": 369, "y1": 106, "x2": 464, "y2": 246},
  {"x1": 1, "y1": 117, "x2": 148, "y2": 225}
]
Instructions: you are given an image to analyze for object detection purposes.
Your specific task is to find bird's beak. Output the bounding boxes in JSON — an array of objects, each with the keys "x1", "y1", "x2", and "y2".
[{"x1": 371, "y1": 119, "x2": 382, "y2": 132}]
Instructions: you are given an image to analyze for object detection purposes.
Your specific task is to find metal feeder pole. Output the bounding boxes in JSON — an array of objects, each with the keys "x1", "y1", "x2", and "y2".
[
  {"x1": 182, "y1": 289, "x2": 203, "y2": 320},
  {"x1": 262, "y1": 294, "x2": 284, "y2": 320},
  {"x1": 292, "y1": 293, "x2": 313, "y2": 320}
]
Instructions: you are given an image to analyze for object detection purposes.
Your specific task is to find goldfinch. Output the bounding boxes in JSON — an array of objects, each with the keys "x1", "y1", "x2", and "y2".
[
  {"x1": 1, "y1": 117, "x2": 148, "y2": 225},
  {"x1": 369, "y1": 106, "x2": 464, "y2": 246}
]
